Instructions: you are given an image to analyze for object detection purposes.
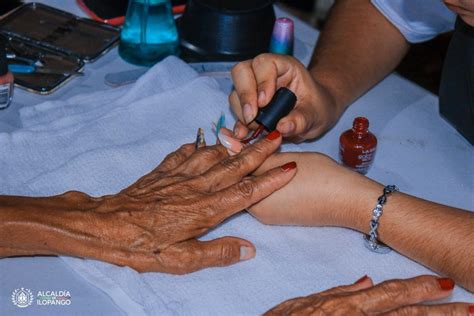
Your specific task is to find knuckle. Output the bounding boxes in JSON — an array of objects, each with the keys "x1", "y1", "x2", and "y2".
[
  {"x1": 393, "y1": 306, "x2": 428, "y2": 316},
  {"x1": 239, "y1": 91, "x2": 254, "y2": 103},
  {"x1": 220, "y1": 156, "x2": 246, "y2": 173},
  {"x1": 249, "y1": 138, "x2": 269, "y2": 153},
  {"x1": 171, "y1": 144, "x2": 193, "y2": 160},
  {"x1": 319, "y1": 297, "x2": 353, "y2": 315},
  {"x1": 253, "y1": 53, "x2": 272, "y2": 65},
  {"x1": 236, "y1": 179, "x2": 255, "y2": 199},
  {"x1": 441, "y1": 304, "x2": 465, "y2": 316},
  {"x1": 286, "y1": 55, "x2": 302, "y2": 66},
  {"x1": 252, "y1": 142, "x2": 271, "y2": 157},
  {"x1": 201, "y1": 146, "x2": 226, "y2": 160},
  {"x1": 257, "y1": 81, "x2": 271, "y2": 92},
  {"x1": 417, "y1": 278, "x2": 438, "y2": 297},
  {"x1": 378, "y1": 280, "x2": 409, "y2": 302},
  {"x1": 231, "y1": 61, "x2": 249, "y2": 77},
  {"x1": 230, "y1": 63, "x2": 242, "y2": 77},
  {"x1": 172, "y1": 149, "x2": 189, "y2": 163},
  {"x1": 181, "y1": 143, "x2": 195, "y2": 152},
  {"x1": 219, "y1": 243, "x2": 239, "y2": 265}
]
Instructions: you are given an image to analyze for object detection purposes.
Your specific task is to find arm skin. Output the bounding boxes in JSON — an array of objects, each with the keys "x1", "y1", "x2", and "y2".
[
  {"x1": 308, "y1": 0, "x2": 410, "y2": 114},
  {"x1": 249, "y1": 152, "x2": 474, "y2": 292},
  {"x1": 0, "y1": 192, "x2": 104, "y2": 259}
]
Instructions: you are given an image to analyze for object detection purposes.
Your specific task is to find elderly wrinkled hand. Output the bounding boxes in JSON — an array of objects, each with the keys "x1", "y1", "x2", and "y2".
[
  {"x1": 88, "y1": 131, "x2": 296, "y2": 273},
  {"x1": 266, "y1": 275, "x2": 471, "y2": 316},
  {"x1": 0, "y1": 131, "x2": 297, "y2": 274}
]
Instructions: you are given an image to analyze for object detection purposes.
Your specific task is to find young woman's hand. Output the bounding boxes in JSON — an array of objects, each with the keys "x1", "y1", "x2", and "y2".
[
  {"x1": 249, "y1": 151, "x2": 380, "y2": 229},
  {"x1": 229, "y1": 54, "x2": 342, "y2": 143}
]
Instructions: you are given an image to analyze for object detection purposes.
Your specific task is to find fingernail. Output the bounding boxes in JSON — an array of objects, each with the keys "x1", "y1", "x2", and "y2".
[
  {"x1": 218, "y1": 131, "x2": 244, "y2": 153},
  {"x1": 437, "y1": 278, "x2": 455, "y2": 291},
  {"x1": 195, "y1": 128, "x2": 206, "y2": 149},
  {"x1": 258, "y1": 90, "x2": 266, "y2": 104},
  {"x1": 243, "y1": 104, "x2": 254, "y2": 124},
  {"x1": 354, "y1": 275, "x2": 369, "y2": 284},
  {"x1": 469, "y1": 305, "x2": 474, "y2": 316},
  {"x1": 279, "y1": 121, "x2": 295, "y2": 134},
  {"x1": 266, "y1": 130, "x2": 281, "y2": 141},
  {"x1": 281, "y1": 161, "x2": 297, "y2": 172},
  {"x1": 233, "y1": 125, "x2": 241, "y2": 137},
  {"x1": 240, "y1": 246, "x2": 254, "y2": 261}
]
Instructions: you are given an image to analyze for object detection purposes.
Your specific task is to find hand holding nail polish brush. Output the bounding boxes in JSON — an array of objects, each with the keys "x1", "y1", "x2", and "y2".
[
  {"x1": 241, "y1": 87, "x2": 297, "y2": 144},
  {"x1": 218, "y1": 87, "x2": 297, "y2": 154}
]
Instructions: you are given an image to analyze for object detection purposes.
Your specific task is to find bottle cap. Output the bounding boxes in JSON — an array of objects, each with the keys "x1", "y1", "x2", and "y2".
[
  {"x1": 269, "y1": 17, "x2": 294, "y2": 55},
  {"x1": 0, "y1": 37, "x2": 8, "y2": 76},
  {"x1": 352, "y1": 117, "x2": 369, "y2": 132},
  {"x1": 255, "y1": 87, "x2": 297, "y2": 131}
]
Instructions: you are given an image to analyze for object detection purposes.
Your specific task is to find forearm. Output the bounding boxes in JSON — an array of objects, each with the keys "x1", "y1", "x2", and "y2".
[
  {"x1": 251, "y1": 153, "x2": 474, "y2": 291},
  {"x1": 308, "y1": 0, "x2": 409, "y2": 112},
  {"x1": 347, "y1": 188, "x2": 474, "y2": 292},
  {"x1": 0, "y1": 192, "x2": 102, "y2": 258}
]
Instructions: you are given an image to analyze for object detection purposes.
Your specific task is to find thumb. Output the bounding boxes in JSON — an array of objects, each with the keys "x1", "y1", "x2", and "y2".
[
  {"x1": 195, "y1": 237, "x2": 256, "y2": 266},
  {"x1": 161, "y1": 238, "x2": 256, "y2": 274},
  {"x1": 276, "y1": 106, "x2": 314, "y2": 139}
]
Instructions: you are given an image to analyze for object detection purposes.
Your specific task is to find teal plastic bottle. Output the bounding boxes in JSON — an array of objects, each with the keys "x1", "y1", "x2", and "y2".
[{"x1": 119, "y1": 0, "x2": 179, "y2": 66}]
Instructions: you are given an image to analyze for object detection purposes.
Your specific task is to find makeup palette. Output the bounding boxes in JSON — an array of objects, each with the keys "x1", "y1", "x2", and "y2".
[{"x1": 0, "y1": 3, "x2": 120, "y2": 94}]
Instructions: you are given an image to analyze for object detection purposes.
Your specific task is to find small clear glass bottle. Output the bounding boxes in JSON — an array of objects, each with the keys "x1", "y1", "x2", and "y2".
[
  {"x1": 0, "y1": 38, "x2": 14, "y2": 110},
  {"x1": 339, "y1": 117, "x2": 377, "y2": 174},
  {"x1": 119, "y1": 0, "x2": 180, "y2": 66}
]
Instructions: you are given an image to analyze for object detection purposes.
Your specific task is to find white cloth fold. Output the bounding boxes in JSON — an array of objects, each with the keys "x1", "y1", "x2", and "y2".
[{"x1": 1, "y1": 57, "x2": 472, "y2": 315}]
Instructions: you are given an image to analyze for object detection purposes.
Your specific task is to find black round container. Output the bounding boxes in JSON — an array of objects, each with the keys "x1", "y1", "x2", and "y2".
[{"x1": 178, "y1": 0, "x2": 276, "y2": 62}]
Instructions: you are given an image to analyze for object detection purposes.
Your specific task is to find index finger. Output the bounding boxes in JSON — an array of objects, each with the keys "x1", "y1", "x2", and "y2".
[
  {"x1": 197, "y1": 130, "x2": 283, "y2": 192},
  {"x1": 354, "y1": 275, "x2": 455, "y2": 314},
  {"x1": 231, "y1": 60, "x2": 259, "y2": 124},
  {"x1": 208, "y1": 161, "x2": 297, "y2": 221}
]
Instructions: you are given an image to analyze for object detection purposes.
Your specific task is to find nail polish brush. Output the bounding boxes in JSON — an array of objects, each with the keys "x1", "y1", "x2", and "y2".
[{"x1": 241, "y1": 87, "x2": 297, "y2": 144}]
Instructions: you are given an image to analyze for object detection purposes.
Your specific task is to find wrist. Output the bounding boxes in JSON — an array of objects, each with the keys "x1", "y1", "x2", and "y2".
[
  {"x1": 328, "y1": 171, "x2": 384, "y2": 233},
  {"x1": 308, "y1": 67, "x2": 350, "y2": 117}
]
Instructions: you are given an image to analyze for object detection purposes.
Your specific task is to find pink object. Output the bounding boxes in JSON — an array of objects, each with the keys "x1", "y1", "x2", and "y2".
[
  {"x1": 218, "y1": 130, "x2": 243, "y2": 155},
  {"x1": 269, "y1": 17, "x2": 294, "y2": 55}
]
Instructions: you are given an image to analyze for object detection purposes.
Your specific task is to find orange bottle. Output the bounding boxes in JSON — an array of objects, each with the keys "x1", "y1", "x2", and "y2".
[{"x1": 339, "y1": 117, "x2": 377, "y2": 174}]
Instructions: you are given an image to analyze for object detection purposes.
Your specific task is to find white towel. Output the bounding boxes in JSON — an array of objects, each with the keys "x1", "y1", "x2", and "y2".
[{"x1": 1, "y1": 57, "x2": 472, "y2": 315}]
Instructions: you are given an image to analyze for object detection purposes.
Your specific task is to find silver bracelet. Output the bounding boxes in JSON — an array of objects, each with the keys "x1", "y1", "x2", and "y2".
[{"x1": 363, "y1": 185, "x2": 398, "y2": 254}]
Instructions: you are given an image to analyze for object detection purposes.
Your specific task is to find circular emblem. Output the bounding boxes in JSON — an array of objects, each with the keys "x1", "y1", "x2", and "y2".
[{"x1": 11, "y1": 288, "x2": 34, "y2": 308}]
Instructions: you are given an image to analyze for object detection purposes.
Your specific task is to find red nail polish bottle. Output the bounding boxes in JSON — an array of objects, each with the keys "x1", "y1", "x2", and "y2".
[{"x1": 339, "y1": 117, "x2": 377, "y2": 174}]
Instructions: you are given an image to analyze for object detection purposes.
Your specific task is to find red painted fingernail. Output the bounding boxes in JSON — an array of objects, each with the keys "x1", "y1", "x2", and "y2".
[
  {"x1": 281, "y1": 161, "x2": 297, "y2": 172},
  {"x1": 469, "y1": 305, "x2": 474, "y2": 316},
  {"x1": 354, "y1": 275, "x2": 369, "y2": 284},
  {"x1": 266, "y1": 130, "x2": 281, "y2": 141},
  {"x1": 437, "y1": 278, "x2": 455, "y2": 291}
]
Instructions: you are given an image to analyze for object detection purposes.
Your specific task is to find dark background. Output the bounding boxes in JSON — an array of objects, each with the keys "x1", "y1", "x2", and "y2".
[{"x1": 0, "y1": 0, "x2": 450, "y2": 95}]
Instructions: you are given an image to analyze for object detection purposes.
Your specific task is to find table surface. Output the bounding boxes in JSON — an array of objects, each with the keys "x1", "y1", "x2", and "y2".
[{"x1": 0, "y1": 1, "x2": 472, "y2": 315}]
